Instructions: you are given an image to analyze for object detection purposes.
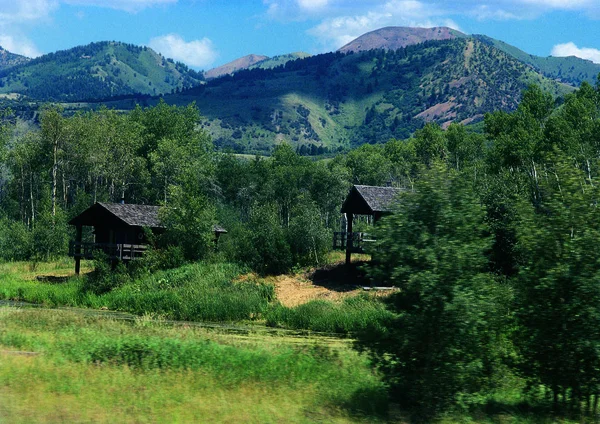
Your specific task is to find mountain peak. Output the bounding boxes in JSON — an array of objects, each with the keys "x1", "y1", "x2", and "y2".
[
  {"x1": 338, "y1": 26, "x2": 467, "y2": 53},
  {"x1": 204, "y1": 54, "x2": 270, "y2": 80}
]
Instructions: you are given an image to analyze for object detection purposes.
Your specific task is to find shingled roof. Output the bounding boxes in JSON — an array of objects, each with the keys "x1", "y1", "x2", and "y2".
[
  {"x1": 98, "y1": 203, "x2": 164, "y2": 228},
  {"x1": 341, "y1": 185, "x2": 405, "y2": 214},
  {"x1": 68, "y1": 202, "x2": 164, "y2": 228},
  {"x1": 69, "y1": 202, "x2": 227, "y2": 234}
]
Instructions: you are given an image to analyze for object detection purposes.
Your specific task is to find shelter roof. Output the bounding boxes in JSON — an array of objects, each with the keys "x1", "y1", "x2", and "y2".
[
  {"x1": 68, "y1": 202, "x2": 163, "y2": 228},
  {"x1": 69, "y1": 202, "x2": 227, "y2": 234},
  {"x1": 341, "y1": 185, "x2": 404, "y2": 214}
]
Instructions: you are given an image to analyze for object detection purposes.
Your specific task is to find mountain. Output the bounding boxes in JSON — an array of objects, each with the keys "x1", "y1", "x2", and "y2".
[
  {"x1": 2, "y1": 28, "x2": 584, "y2": 155},
  {"x1": 149, "y1": 37, "x2": 572, "y2": 154},
  {"x1": 0, "y1": 47, "x2": 30, "y2": 71},
  {"x1": 474, "y1": 35, "x2": 600, "y2": 86},
  {"x1": 249, "y1": 52, "x2": 312, "y2": 70},
  {"x1": 204, "y1": 54, "x2": 269, "y2": 80},
  {"x1": 337, "y1": 27, "x2": 600, "y2": 87},
  {"x1": 0, "y1": 41, "x2": 204, "y2": 101},
  {"x1": 338, "y1": 26, "x2": 467, "y2": 53}
]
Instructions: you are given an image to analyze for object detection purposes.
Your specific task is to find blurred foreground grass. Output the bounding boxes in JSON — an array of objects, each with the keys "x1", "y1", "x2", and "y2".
[{"x1": 0, "y1": 307, "x2": 386, "y2": 423}]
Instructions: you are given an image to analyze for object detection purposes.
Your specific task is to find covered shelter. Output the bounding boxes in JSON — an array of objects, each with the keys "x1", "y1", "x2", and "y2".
[
  {"x1": 334, "y1": 185, "x2": 404, "y2": 264},
  {"x1": 68, "y1": 202, "x2": 227, "y2": 274}
]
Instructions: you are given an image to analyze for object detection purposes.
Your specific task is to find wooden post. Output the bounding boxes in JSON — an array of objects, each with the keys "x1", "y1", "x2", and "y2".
[
  {"x1": 75, "y1": 225, "x2": 82, "y2": 275},
  {"x1": 345, "y1": 213, "x2": 353, "y2": 265}
]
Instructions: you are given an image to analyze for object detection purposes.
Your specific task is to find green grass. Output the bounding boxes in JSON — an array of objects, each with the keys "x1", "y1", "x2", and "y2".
[
  {"x1": 0, "y1": 307, "x2": 387, "y2": 423},
  {"x1": 266, "y1": 294, "x2": 395, "y2": 334},
  {"x1": 0, "y1": 259, "x2": 395, "y2": 334},
  {"x1": 0, "y1": 261, "x2": 274, "y2": 323}
]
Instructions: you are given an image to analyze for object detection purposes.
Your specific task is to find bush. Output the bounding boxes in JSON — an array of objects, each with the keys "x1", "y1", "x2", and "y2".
[
  {"x1": 82, "y1": 253, "x2": 131, "y2": 295},
  {"x1": 235, "y1": 203, "x2": 292, "y2": 275},
  {"x1": 265, "y1": 295, "x2": 394, "y2": 333},
  {"x1": 0, "y1": 217, "x2": 33, "y2": 260}
]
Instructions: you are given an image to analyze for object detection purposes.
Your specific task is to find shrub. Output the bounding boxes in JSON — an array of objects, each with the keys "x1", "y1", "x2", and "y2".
[
  {"x1": 82, "y1": 253, "x2": 131, "y2": 295},
  {"x1": 265, "y1": 295, "x2": 394, "y2": 333}
]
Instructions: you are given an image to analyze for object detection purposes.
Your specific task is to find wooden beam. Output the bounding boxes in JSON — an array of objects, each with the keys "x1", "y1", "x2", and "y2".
[
  {"x1": 75, "y1": 225, "x2": 82, "y2": 275},
  {"x1": 345, "y1": 213, "x2": 353, "y2": 265}
]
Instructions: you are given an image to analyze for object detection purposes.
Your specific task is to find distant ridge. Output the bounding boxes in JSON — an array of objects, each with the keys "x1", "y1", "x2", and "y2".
[
  {"x1": 0, "y1": 46, "x2": 30, "y2": 71},
  {"x1": 0, "y1": 41, "x2": 203, "y2": 101},
  {"x1": 249, "y1": 52, "x2": 312, "y2": 70},
  {"x1": 204, "y1": 54, "x2": 269, "y2": 80},
  {"x1": 338, "y1": 26, "x2": 466, "y2": 53}
]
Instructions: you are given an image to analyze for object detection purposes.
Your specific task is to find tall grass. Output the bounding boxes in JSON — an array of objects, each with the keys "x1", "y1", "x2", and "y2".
[
  {"x1": 0, "y1": 308, "x2": 388, "y2": 423},
  {"x1": 265, "y1": 294, "x2": 396, "y2": 334},
  {"x1": 0, "y1": 262, "x2": 274, "y2": 323}
]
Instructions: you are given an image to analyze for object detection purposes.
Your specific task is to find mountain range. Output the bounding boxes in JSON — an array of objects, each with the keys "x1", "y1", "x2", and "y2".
[
  {"x1": 0, "y1": 41, "x2": 204, "y2": 101},
  {"x1": 0, "y1": 27, "x2": 599, "y2": 154}
]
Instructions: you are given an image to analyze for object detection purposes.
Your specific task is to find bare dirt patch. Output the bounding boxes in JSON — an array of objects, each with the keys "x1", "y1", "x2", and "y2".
[
  {"x1": 271, "y1": 275, "x2": 360, "y2": 307},
  {"x1": 415, "y1": 101, "x2": 456, "y2": 121}
]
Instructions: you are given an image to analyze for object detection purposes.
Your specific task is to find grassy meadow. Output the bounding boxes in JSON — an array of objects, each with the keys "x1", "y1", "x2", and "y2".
[
  {"x1": 0, "y1": 258, "x2": 394, "y2": 334},
  {"x1": 0, "y1": 260, "x2": 587, "y2": 423},
  {"x1": 0, "y1": 307, "x2": 386, "y2": 423}
]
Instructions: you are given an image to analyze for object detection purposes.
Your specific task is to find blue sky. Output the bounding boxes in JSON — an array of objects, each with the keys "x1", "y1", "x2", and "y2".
[{"x1": 0, "y1": 0, "x2": 599, "y2": 71}]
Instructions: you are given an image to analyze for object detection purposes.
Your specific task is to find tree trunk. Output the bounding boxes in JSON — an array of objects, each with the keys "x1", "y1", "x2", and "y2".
[
  {"x1": 52, "y1": 136, "x2": 58, "y2": 218},
  {"x1": 30, "y1": 172, "x2": 35, "y2": 226}
]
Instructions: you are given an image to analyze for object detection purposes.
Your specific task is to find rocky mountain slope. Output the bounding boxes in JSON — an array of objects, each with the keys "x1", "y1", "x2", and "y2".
[
  {"x1": 0, "y1": 47, "x2": 30, "y2": 71},
  {"x1": 204, "y1": 54, "x2": 269, "y2": 80},
  {"x1": 338, "y1": 26, "x2": 466, "y2": 53}
]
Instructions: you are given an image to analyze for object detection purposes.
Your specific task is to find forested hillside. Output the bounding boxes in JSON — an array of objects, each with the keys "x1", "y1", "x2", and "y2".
[
  {"x1": 165, "y1": 38, "x2": 571, "y2": 154},
  {"x1": 475, "y1": 34, "x2": 600, "y2": 86},
  {"x1": 0, "y1": 41, "x2": 203, "y2": 101}
]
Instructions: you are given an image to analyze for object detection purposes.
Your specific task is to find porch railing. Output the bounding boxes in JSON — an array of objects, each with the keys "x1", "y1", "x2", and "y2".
[
  {"x1": 69, "y1": 241, "x2": 148, "y2": 261},
  {"x1": 332, "y1": 232, "x2": 376, "y2": 253}
]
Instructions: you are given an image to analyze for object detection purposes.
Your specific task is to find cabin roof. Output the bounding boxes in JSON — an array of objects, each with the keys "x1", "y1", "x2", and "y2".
[
  {"x1": 68, "y1": 202, "x2": 164, "y2": 228},
  {"x1": 98, "y1": 203, "x2": 164, "y2": 228},
  {"x1": 69, "y1": 202, "x2": 227, "y2": 234},
  {"x1": 341, "y1": 185, "x2": 404, "y2": 215}
]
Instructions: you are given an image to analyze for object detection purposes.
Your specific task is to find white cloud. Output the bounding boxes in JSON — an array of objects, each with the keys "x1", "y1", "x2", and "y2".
[
  {"x1": 0, "y1": 34, "x2": 42, "y2": 57},
  {"x1": 0, "y1": 0, "x2": 58, "y2": 24},
  {"x1": 0, "y1": 0, "x2": 175, "y2": 24},
  {"x1": 266, "y1": 0, "x2": 600, "y2": 23},
  {"x1": 297, "y1": 0, "x2": 328, "y2": 10},
  {"x1": 148, "y1": 34, "x2": 218, "y2": 69},
  {"x1": 552, "y1": 42, "x2": 600, "y2": 64}
]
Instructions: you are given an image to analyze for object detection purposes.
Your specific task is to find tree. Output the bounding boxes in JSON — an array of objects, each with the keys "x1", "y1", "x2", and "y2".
[
  {"x1": 514, "y1": 156, "x2": 600, "y2": 412},
  {"x1": 40, "y1": 105, "x2": 68, "y2": 218},
  {"x1": 359, "y1": 163, "x2": 509, "y2": 416}
]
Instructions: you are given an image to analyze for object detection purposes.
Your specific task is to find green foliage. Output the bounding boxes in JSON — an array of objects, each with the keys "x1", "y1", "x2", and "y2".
[
  {"x1": 83, "y1": 253, "x2": 130, "y2": 295},
  {"x1": 235, "y1": 203, "x2": 292, "y2": 275},
  {"x1": 266, "y1": 295, "x2": 395, "y2": 334},
  {"x1": 287, "y1": 198, "x2": 331, "y2": 267},
  {"x1": 0, "y1": 262, "x2": 273, "y2": 323},
  {"x1": 360, "y1": 163, "x2": 510, "y2": 416},
  {"x1": 159, "y1": 190, "x2": 217, "y2": 261},
  {"x1": 514, "y1": 157, "x2": 600, "y2": 408},
  {"x1": 0, "y1": 217, "x2": 33, "y2": 260},
  {"x1": 0, "y1": 41, "x2": 203, "y2": 101}
]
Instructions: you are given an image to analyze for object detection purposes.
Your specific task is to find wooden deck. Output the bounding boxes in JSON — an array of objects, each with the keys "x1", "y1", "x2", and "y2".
[
  {"x1": 68, "y1": 241, "x2": 148, "y2": 261},
  {"x1": 332, "y1": 232, "x2": 376, "y2": 254}
]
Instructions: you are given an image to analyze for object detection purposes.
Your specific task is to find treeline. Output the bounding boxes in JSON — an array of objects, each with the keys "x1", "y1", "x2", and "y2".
[
  {"x1": 357, "y1": 80, "x2": 600, "y2": 418},
  {"x1": 2, "y1": 80, "x2": 600, "y2": 417}
]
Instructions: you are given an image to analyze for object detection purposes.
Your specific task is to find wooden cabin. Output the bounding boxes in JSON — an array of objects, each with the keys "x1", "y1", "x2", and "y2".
[
  {"x1": 68, "y1": 202, "x2": 227, "y2": 274},
  {"x1": 334, "y1": 185, "x2": 404, "y2": 264}
]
